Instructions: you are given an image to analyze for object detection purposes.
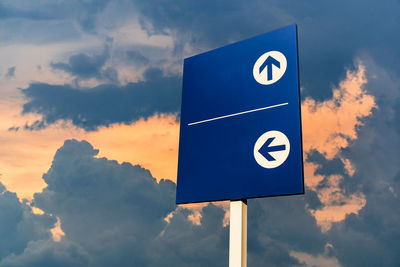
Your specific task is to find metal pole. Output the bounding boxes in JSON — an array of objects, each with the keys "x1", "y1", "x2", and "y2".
[{"x1": 229, "y1": 199, "x2": 247, "y2": 267}]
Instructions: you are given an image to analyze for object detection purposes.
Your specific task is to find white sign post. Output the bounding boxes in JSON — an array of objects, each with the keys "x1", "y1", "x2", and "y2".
[{"x1": 229, "y1": 199, "x2": 247, "y2": 267}]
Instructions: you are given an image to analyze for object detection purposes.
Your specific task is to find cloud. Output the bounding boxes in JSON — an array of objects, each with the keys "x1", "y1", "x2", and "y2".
[
  {"x1": 1, "y1": 1, "x2": 400, "y2": 266},
  {"x1": 301, "y1": 62, "x2": 376, "y2": 231},
  {"x1": 21, "y1": 67, "x2": 181, "y2": 131},
  {"x1": 0, "y1": 1, "x2": 109, "y2": 33},
  {"x1": 2, "y1": 0, "x2": 400, "y2": 100},
  {"x1": 27, "y1": 139, "x2": 177, "y2": 265},
  {"x1": 11, "y1": 61, "x2": 378, "y2": 265},
  {"x1": 125, "y1": 50, "x2": 149, "y2": 67},
  {"x1": 50, "y1": 41, "x2": 118, "y2": 83},
  {"x1": 28, "y1": 139, "x2": 231, "y2": 266},
  {"x1": 302, "y1": 63, "x2": 375, "y2": 159},
  {"x1": 0, "y1": 139, "x2": 309, "y2": 266},
  {"x1": 6, "y1": 66, "x2": 16, "y2": 78},
  {"x1": 3, "y1": 57, "x2": 387, "y2": 266},
  {"x1": 1, "y1": 101, "x2": 396, "y2": 266},
  {"x1": 0, "y1": 183, "x2": 55, "y2": 260},
  {"x1": 0, "y1": 0, "x2": 391, "y2": 100},
  {"x1": 247, "y1": 197, "x2": 327, "y2": 264},
  {"x1": 0, "y1": 9, "x2": 80, "y2": 45},
  {"x1": 0, "y1": 240, "x2": 90, "y2": 267},
  {"x1": 0, "y1": 93, "x2": 179, "y2": 200},
  {"x1": 290, "y1": 243, "x2": 340, "y2": 267},
  {"x1": 130, "y1": 0, "x2": 400, "y2": 102},
  {"x1": 322, "y1": 56, "x2": 400, "y2": 266}
]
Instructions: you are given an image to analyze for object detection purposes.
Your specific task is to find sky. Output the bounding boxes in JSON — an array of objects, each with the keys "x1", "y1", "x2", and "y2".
[{"x1": 0, "y1": 0, "x2": 399, "y2": 266}]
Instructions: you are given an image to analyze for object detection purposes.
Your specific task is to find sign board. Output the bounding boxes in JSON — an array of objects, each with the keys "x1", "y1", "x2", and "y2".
[{"x1": 176, "y1": 24, "x2": 304, "y2": 204}]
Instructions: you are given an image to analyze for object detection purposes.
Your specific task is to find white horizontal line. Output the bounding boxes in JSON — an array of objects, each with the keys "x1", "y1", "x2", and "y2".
[{"x1": 188, "y1": 102, "x2": 289, "y2": 126}]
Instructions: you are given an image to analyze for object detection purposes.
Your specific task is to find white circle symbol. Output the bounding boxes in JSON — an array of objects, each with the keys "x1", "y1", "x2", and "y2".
[
  {"x1": 253, "y1": 51, "x2": 287, "y2": 85},
  {"x1": 254, "y1": 130, "x2": 290, "y2": 169}
]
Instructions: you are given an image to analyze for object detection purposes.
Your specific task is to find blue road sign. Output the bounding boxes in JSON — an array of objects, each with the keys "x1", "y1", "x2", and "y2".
[{"x1": 176, "y1": 24, "x2": 304, "y2": 204}]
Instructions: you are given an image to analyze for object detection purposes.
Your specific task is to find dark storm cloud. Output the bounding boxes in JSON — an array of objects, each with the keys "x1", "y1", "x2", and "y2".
[
  {"x1": 133, "y1": 0, "x2": 400, "y2": 100},
  {"x1": 0, "y1": 139, "x2": 316, "y2": 266},
  {"x1": 21, "y1": 67, "x2": 181, "y2": 130},
  {"x1": 50, "y1": 43, "x2": 114, "y2": 82},
  {"x1": 29, "y1": 139, "x2": 176, "y2": 266},
  {"x1": 29, "y1": 139, "x2": 227, "y2": 266},
  {"x1": 2, "y1": 0, "x2": 398, "y2": 99},
  {"x1": 327, "y1": 162, "x2": 400, "y2": 267},
  {"x1": 245, "y1": 196, "x2": 327, "y2": 267},
  {"x1": 150, "y1": 204, "x2": 230, "y2": 266},
  {"x1": 3, "y1": 0, "x2": 400, "y2": 97},
  {"x1": 249, "y1": 196, "x2": 327, "y2": 254},
  {"x1": 0, "y1": 1, "x2": 110, "y2": 32},
  {"x1": 3, "y1": 0, "x2": 400, "y2": 265},
  {"x1": 0, "y1": 2, "x2": 81, "y2": 44},
  {"x1": 14, "y1": 140, "x2": 346, "y2": 266},
  {"x1": 0, "y1": 240, "x2": 90, "y2": 267},
  {"x1": 5, "y1": 0, "x2": 399, "y2": 99},
  {"x1": 0, "y1": 1, "x2": 123, "y2": 45},
  {"x1": 313, "y1": 59, "x2": 400, "y2": 267},
  {"x1": 306, "y1": 150, "x2": 347, "y2": 177},
  {"x1": 0, "y1": 183, "x2": 55, "y2": 260},
  {"x1": 328, "y1": 190, "x2": 400, "y2": 267},
  {"x1": 51, "y1": 44, "x2": 151, "y2": 82},
  {"x1": 2, "y1": 133, "x2": 396, "y2": 265}
]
